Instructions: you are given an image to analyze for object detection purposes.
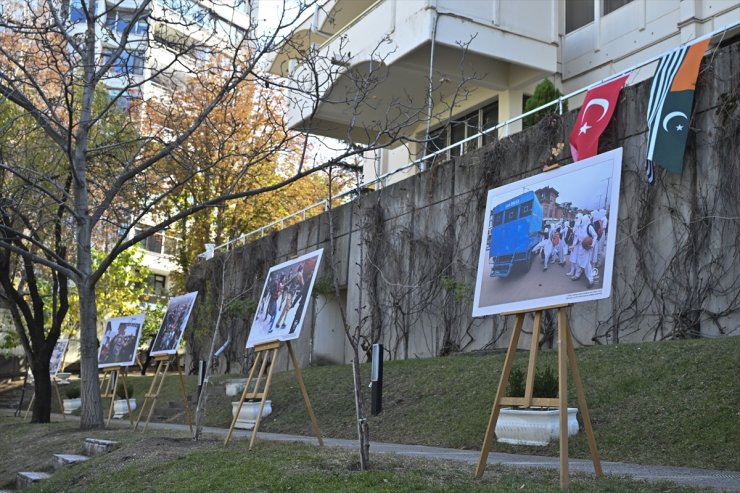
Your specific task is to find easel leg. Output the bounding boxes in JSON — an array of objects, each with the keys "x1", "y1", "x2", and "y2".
[
  {"x1": 565, "y1": 325, "x2": 603, "y2": 476},
  {"x1": 287, "y1": 341, "x2": 323, "y2": 446},
  {"x1": 24, "y1": 393, "x2": 34, "y2": 420},
  {"x1": 53, "y1": 382, "x2": 65, "y2": 420},
  {"x1": 249, "y1": 347, "x2": 280, "y2": 450},
  {"x1": 475, "y1": 313, "x2": 525, "y2": 479},
  {"x1": 524, "y1": 311, "x2": 543, "y2": 406},
  {"x1": 557, "y1": 308, "x2": 569, "y2": 489},
  {"x1": 107, "y1": 371, "x2": 119, "y2": 425},
  {"x1": 224, "y1": 349, "x2": 265, "y2": 446}
]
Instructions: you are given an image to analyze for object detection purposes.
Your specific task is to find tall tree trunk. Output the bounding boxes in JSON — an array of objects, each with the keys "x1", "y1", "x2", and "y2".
[
  {"x1": 351, "y1": 349, "x2": 370, "y2": 469},
  {"x1": 30, "y1": 354, "x2": 52, "y2": 423},
  {"x1": 78, "y1": 283, "x2": 104, "y2": 428}
]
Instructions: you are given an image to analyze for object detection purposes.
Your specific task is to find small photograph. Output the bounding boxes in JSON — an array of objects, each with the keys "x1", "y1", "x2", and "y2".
[
  {"x1": 473, "y1": 148, "x2": 623, "y2": 316},
  {"x1": 49, "y1": 339, "x2": 69, "y2": 377},
  {"x1": 98, "y1": 314, "x2": 145, "y2": 368},
  {"x1": 247, "y1": 249, "x2": 324, "y2": 348},
  {"x1": 150, "y1": 292, "x2": 198, "y2": 356}
]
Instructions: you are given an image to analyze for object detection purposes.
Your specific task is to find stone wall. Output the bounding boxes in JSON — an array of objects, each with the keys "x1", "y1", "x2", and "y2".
[{"x1": 186, "y1": 39, "x2": 739, "y2": 372}]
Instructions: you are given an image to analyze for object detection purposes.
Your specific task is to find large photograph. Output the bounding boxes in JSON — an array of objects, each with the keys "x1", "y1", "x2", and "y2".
[
  {"x1": 49, "y1": 338, "x2": 69, "y2": 377},
  {"x1": 473, "y1": 148, "x2": 623, "y2": 316},
  {"x1": 247, "y1": 249, "x2": 324, "y2": 348},
  {"x1": 98, "y1": 314, "x2": 145, "y2": 368},
  {"x1": 150, "y1": 292, "x2": 198, "y2": 356}
]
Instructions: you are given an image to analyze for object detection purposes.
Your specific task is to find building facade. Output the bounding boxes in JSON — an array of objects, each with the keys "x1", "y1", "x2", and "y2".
[{"x1": 268, "y1": 0, "x2": 739, "y2": 185}]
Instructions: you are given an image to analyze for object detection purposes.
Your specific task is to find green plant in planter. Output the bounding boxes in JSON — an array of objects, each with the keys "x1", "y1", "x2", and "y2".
[
  {"x1": 115, "y1": 383, "x2": 134, "y2": 400},
  {"x1": 506, "y1": 364, "x2": 558, "y2": 401},
  {"x1": 65, "y1": 386, "x2": 81, "y2": 399}
]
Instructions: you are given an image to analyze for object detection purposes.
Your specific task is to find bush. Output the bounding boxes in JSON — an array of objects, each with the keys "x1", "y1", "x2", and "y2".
[
  {"x1": 523, "y1": 79, "x2": 567, "y2": 127},
  {"x1": 65, "y1": 386, "x2": 81, "y2": 399},
  {"x1": 506, "y1": 364, "x2": 558, "y2": 400},
  {"x1": 116, "y1": 383, "x2": 134, "y2": 399}
]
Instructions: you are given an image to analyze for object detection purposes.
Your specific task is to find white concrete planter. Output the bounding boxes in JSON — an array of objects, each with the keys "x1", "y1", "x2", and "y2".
[
  {"x1": 496, "y1": 407, "x2": 579, "y2": 446},
  {"x1": 113, "y1": 399, "x2": 137, "y2": 419},
  {"x1": 62, "y1": 398, "x2": 81, "y2": 414},
  {"x1": 224, "y1": 379, "x2": 247, "y2": 397},
  {"x1": 231, "y1": 400, "x2": 272, "y2": 430}
]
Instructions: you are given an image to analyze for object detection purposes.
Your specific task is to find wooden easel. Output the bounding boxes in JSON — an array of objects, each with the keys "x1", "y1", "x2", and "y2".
[
  {"x1": 24, "y1": 377, "x2": 66, "y2": 420},
  {"x1": 134, "y1": 353, "x2": 193, "y2": 432},
  {"x1": 100, "y1": 367, "x2": 134, "y2": 426},
  {"x1": 475, "y1": 304, "x2": 602, "y2": 489},
  {"x1": 224, "y1": 340, "x2": 323, "y2": 450}
]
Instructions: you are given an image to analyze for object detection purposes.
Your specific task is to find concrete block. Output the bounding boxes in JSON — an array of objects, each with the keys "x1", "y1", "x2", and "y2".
[
  {"x1": 84, "y1": 438, "x2": 119, "y2": 456},
  {"x1": 53, "y1": 453, "x2": 89, "y2": 469},
  {"x1": 16, "y1": 471, "x2": 51, "y2": 489}
]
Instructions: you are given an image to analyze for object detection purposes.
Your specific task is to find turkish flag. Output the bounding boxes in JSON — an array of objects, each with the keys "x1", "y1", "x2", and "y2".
[{"x1": 569, "y1": 74, "x2": 629, "y2": 161}]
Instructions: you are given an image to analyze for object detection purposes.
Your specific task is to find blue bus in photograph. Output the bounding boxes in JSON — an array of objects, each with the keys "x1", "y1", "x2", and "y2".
[{"x1": 488, "y1": 191, "x2": 543, "y2": 278}]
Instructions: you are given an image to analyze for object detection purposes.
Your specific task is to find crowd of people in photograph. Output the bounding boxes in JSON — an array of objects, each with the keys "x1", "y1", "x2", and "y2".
[
  {"x1": 152, "y1": 301, "x2": 192, "y2": 352},
  {"x1": 532, "y1": 209, "x2": 609, "y2": 289},
  {"x1": 99, "y1": 323, "x2": 138, "y2": 364},
  {"x1": 256, "y1": 263, "x2": 308, "y2": 335}
]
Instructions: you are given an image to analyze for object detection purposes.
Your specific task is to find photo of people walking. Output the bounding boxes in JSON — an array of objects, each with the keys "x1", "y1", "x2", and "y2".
[
  {"x1": 247, "y1": 250, "x2": 323, "y2": 348},
  {"x1": 473, "y1": 149, "x2": 622, "y2": 316}
]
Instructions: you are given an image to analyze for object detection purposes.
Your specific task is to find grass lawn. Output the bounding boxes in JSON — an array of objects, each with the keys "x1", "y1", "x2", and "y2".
[
  {"x1": 25, "y1": 337, "x2": 740, "y2": 472},
  {"x1": 0, "y1": 418, "x2": 719, "y2": 493}
]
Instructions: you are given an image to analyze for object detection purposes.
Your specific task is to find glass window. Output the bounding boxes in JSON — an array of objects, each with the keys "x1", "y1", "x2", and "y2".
[
  {"x1": 146, "y1": 274, "x2": 167, "y2": 297},
  {"x1": 566, "y1": 0, "x2": 594, "y2": 33},
  {"x1": 603, "y1": 0, "x2": 633, "y2": 15},
  {"x1": 492, "y1": 211, "x2": 504, "y2": 228},
  {"x1": 102, "y1": 48, "x2": 144, "y2": 75},
  {"x1": 163, "y1": 236, "x2": 179, "y2": 256},
  {"x1": 505, "y1": 207, "x2": 518, "y2": 223},
  {"x1": 481, "y1": 101, "x2": 498, "y2": 146},
  {"x1": 144, "y1": 233, "x2": 163, "y2": 253},
  {"x1": 520, "y1": 200, "x2": 533, "y2": 217}
]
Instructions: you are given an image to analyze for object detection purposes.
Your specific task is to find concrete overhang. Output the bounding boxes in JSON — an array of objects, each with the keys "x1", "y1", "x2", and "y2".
[{"x1": 270, "y1": 1, "x2": 557, "y2": 145}]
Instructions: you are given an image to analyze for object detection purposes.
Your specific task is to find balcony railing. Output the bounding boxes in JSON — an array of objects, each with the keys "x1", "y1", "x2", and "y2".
[{"x1": 201, "y1": 20, "x2": 738, "y2": 259}]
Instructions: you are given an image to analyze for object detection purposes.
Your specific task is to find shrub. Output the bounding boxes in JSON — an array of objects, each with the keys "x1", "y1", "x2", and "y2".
[
  {"x1": 65, "y1": 386, "x2": 81, "y2": 399},
  {"x1": 523, "y1": 79, "x2": 567, "y2": 127},
  {"x1": 116, "y1": 383, "x2": 134, "y2": 399},
  {"x1": 506, "y1": 364, "x2": 558, "y2": 400}
]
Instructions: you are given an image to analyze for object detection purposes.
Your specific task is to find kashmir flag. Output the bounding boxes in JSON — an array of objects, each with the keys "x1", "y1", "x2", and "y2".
[
  {"x1": 645, "y1": 38, "x2": 710, "y2": 184},
  {"x1": 569, "y1": 74, "x2": 629, "y2": 161}
]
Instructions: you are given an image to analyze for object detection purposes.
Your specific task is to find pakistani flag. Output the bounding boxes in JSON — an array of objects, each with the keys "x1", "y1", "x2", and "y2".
[{"x1": 645, "y1": 38, "x2": 710, "y2": 184}]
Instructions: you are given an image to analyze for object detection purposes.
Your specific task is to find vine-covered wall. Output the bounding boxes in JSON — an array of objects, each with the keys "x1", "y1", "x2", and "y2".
[{"x1": 186, "y1": 39, "x2": 739, "y2": 371}]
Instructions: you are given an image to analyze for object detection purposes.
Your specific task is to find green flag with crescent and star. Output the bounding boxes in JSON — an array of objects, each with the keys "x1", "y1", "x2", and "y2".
[{"x1": 645, "y1": 38, "x2": 710, "y2": 184}]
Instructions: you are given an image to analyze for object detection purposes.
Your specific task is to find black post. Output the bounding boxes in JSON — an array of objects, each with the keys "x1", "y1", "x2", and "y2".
[{"x1": 370, "y1": 343, "x2": 383, "y2": 416}]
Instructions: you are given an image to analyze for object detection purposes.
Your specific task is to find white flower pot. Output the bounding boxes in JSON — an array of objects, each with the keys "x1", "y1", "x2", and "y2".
[
  {"x1": 62, "y1": 398, "x2": 81, "y2": 414},
  {"x1": 113, "y1": 399, "x2": 137, "y2": 419},
  {"x1": 231, "y1": 400, "x2": 272, "y2": 430},
  {"x1": 495, "y1": 407, "x2": 579, "y2": 446},
  {"x1": 224, "y1": 379, "x2": 247, "y2": 397}
]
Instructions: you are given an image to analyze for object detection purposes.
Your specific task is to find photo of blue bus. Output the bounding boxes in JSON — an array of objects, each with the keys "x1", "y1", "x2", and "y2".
[{"x1": 488, "y1": 191, "x2": 543, "y2": 278}]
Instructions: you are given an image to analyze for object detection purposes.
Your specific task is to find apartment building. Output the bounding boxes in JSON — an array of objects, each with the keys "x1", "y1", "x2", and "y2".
[
  {"x1": 82, "y1": 0, "x2": 255, "y2": 294},
  {"x1": 268, "y1": 0, "x2": 739, "y2": 185}
]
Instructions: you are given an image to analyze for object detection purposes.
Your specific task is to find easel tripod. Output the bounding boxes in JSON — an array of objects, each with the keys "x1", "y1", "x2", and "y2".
[
  {"x1": 134, "y1": 353, "x2": 193, "y2": 432},
  {"x1": 224, "y1": 340, "x2": 323, "y2": 449},
  {"x1": 475, "y1": 304, "x2": 602, "y2": 489}
]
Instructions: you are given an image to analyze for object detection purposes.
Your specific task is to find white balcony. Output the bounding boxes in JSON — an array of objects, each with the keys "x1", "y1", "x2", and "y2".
[{"x1": 270, "y1": 0, "x2": 558, "y2": 145}]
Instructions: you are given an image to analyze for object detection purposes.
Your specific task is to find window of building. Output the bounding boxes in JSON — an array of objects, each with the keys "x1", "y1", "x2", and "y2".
[
  {"x1": 146, "y1": 274, "x2": 167, "y2": 297},
  {"x1": 603, "y1": 0, "x2": 634, "y2": 15},
  {"x1": 566, "y1": 0, "x2": 595, "y2": 33},
  {"x1": 424, "y1": 101, "x2": 499, "y2": 162},
  {"x1": 106, "y1": 10, "x2": 149, "y2": 36},
  {"x1": 69, "y1": 0, "x2": 85, "y2": 23},
  {"x1": 101, "y1": 48, "x2": 145, "y2": 75}
]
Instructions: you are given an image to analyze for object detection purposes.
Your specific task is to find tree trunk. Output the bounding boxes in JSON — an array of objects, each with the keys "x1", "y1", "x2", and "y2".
[
  {"x1": 78, "y1": 283, "x2": 104, "y2": 429},
  {"x1": 351, "y1": 349, "x2": 370, "y2": 470},
  {"x1": 30, "y1": 356, "x2": 52, "y2": 423}
]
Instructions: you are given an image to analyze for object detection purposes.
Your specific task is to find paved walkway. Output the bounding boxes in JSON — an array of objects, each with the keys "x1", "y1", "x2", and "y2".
[
  {"x1": 137, "y1": 420, "x2": 739, "y2": 492},
  {"x1": 4, "y1": 410, "x2": 738, "y2": 491}
]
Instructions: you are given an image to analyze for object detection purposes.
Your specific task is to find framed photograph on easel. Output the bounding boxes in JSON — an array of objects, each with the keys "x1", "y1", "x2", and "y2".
[
  {"x1": 98, "y1": 314, "x2": 145, "y2": 368},
  {"x1": 472, "y1": 148, "x2": 623, "y2": 317},
  {"x1": 247, "y1": 249, "x2": 323, "y2": 348}
]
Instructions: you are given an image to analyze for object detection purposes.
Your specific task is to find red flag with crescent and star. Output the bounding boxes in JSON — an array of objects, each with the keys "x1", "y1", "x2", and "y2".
[{"x1": 569, "y1": 74, "x2": 629, "y2": 162}]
